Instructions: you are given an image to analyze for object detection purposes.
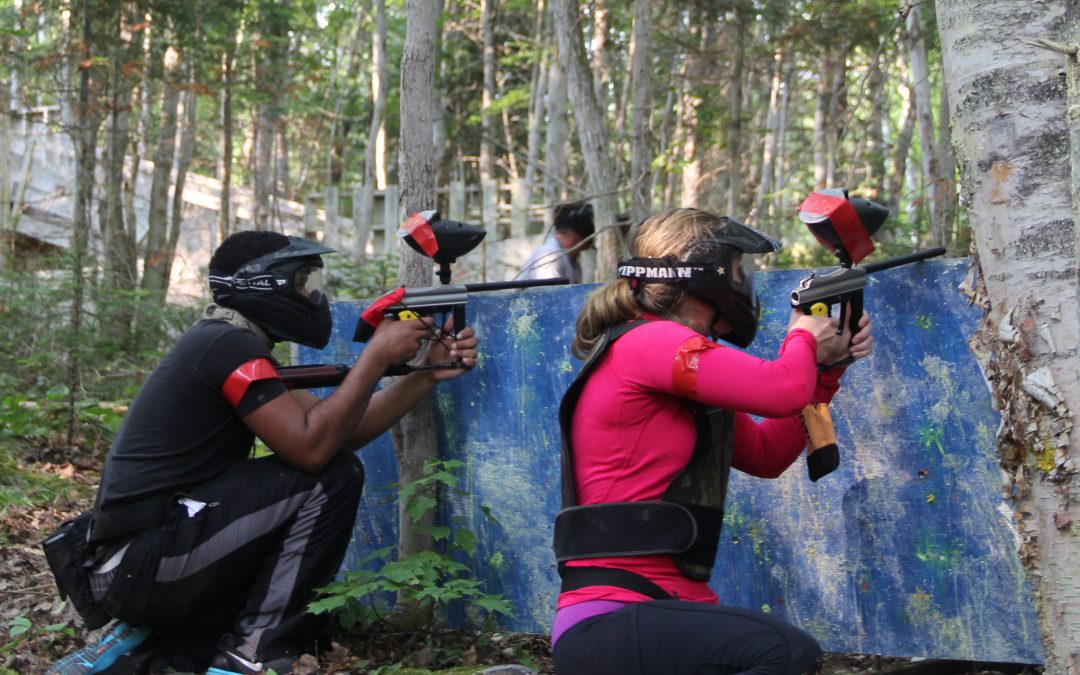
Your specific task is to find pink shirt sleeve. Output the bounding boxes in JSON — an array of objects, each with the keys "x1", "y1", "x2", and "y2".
[
  {"x1": 618, "y1": 321, "x2": 841, "y2": 479},
  {"x1": 623, "y1": 322, "x2": 820, "y2": 417}
]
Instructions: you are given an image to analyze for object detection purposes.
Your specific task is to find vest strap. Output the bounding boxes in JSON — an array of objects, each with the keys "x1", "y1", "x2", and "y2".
[
  {"x1": 553, "y1": 501, "x2": 697, "y2": 561},
  {"x1": 559, "y1": 566, "x2": 674, "y2": 601}
]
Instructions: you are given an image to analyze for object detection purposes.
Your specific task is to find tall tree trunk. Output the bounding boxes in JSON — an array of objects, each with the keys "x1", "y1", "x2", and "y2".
[
  {"x1": 937, "y1": 2, "x2": 1080, "y2": 670},
  {"x1": 165, "y1": 81, "x2": 197, "y2": 287},
  {"x1": 589, "y1": 0, "x2": 610, "y2": 112},
  {"x1": 628, "y1": 0, "x2": 653, "y2": 226},
  {"x1": 907, "y1": 3, "x2": 943, "y2": 242},
  {"x1": 391, "y1": 0, "x2": 439, "y2": 628},
  {"x1": 67, "y1": 0, "x2": 103, "y2": 443},
  {"x1": 523, "y1": 1, "x2": 548, "y2": 197},
  {"x1": 726, "y1": 2, "x2": 747, "y2": 215},
  {"x1": 218, "y1": 27, "x2": 238, "y2": 243},
  {"x1": 479, "y1": 0, "x2": 497, "y2": 232},
  {"x1": 774, "y1": 64, "x2": 792, "y2": 217},
  {"x1": 141, "y1": 40, "x2": 180, "y2": 302},
  {"x1": 864, "y1": 51, "x2": 887, "y2": 202},
  {"x1": 543, "y1": 38, "x2": 568, "y2": 229},
  {"x1": 357, "y1": 0, "x2": 387, "y2": 260},
  {"x1": 551, "y1": 0, "x2": 622, "y2": 279},
  {"x1": 886, "y1": 55, "x2": 916, "y2": 230},
  {"x1": 0, "y1": 59, "x2": 11, "y2": 268},
  {"x1": 102, "y1": 5, "x2": 140, "y2": 346},
  {"x1": 936, "y1": 84, "x2": 959, "y2": 249},
  {"x1": 253, "y1": 1, "x2": 289, "y2": 231},
  {"x1": 755, "y1": 42, "x2": 785, "y2": 234},
  {"x1": 679, "y1": 7, "x2": 706, "y2": 207}
]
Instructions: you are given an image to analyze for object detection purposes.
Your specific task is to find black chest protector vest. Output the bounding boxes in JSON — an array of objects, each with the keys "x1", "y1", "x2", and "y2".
[{"x1": 552, "y1": 321, "x2": 734, "y2": 590}]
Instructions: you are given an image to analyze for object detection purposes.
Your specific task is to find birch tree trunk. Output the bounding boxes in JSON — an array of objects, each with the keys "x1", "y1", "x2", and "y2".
[
  {"x1": 391, "y1": 0, "x2": 438, "y2": 628},
  {"x1": 937, "y1": 2, "x2": 1080, "y2": 670},
  {"x1": 628, "y1": 0, "x2": 653, "y2": 227},
  {"x1": 551, "y1": 0, "x2": 622, "y2": 279}
]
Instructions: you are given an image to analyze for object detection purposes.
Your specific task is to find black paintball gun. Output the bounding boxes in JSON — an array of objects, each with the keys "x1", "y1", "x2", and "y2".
[
  {"x1": 791, "y1": 188, "x2": 946, "y2": 481},
  {"x1": 278, "y1": 210, "x2": 569, "y2": 388}
]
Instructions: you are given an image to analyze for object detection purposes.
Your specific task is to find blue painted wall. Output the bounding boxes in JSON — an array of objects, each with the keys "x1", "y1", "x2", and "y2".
[{"x1": 299, "y1": 259, "x2": 1042, "y2": 663}]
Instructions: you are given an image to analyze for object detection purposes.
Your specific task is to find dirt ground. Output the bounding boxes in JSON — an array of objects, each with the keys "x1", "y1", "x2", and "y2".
[{"x1": 0, "y1": 458, "x2": 1042, "y2": 675}]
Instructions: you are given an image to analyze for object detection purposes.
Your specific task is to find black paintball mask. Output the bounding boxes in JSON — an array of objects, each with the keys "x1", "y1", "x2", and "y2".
[
  {"x1": 617, "y1": 217, "x2": 781, "y2": 348},
  {"x1": 209, "y1": 236, "x2": 336, "y2": 349}
]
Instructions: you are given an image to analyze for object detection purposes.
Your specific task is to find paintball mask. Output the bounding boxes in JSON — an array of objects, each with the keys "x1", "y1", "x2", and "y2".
[
  {"x1": 618, "y1": 217, "x2": 781, "y2": 348},
  {"x1": 209, "y1": 236, "x2": 336, "y2": 349}
]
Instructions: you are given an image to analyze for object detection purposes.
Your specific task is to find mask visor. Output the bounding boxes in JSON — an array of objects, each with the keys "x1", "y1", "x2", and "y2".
[{"x1": 292, "y1": 264, "x2": 326, "y2": 303}]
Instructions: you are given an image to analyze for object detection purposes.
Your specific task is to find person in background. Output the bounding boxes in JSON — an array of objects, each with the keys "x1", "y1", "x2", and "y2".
[
  {"x1": 46, "y1": 231, "x2": 478, "y2": 675},
  {"x1": 551, "y1": 208, "x2": 873, "y2": 674},
  {"x1": 519, "y1": 201, "x2": 595, "y2": 283}
]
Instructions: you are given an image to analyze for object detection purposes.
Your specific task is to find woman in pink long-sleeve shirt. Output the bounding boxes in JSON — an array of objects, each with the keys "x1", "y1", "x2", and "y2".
[{"x1": 551, "y1": 209, "x2": 872, "y2": 675}]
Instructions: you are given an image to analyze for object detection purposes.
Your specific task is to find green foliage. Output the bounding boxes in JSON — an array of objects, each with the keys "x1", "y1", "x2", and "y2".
[
  {"x1": 325, "y1": 253, "x2": 399, "y2": 301},
  {"x1": 310, "y1": 459, "x2": 513, "y2": 637},
  {"x1": 0, "y1": 261, "x2": 197, "y2": 479},
  {"x1": 1, "y1": 613, "x2": 74, "y2": 659}
]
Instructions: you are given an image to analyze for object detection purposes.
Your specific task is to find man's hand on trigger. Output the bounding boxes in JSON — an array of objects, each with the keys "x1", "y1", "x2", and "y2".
[
  {"x1": 365, "y1": 315, "x2": 431, "y2": 367},
  {"x1": 425, "y1": 316, "x2": 478, "y2": 382}
]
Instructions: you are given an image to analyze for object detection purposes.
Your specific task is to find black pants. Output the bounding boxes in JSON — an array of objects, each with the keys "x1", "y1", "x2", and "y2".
[
  {"x1": 553, "y1": 600, "x2": 822, "y2": 675},
  {"x1": 98, "y1": 449, "x2": 364, "y2": 662}
]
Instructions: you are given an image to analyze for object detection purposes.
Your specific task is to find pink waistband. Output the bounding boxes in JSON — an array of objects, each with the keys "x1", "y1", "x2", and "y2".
[{"x1": 550, "y1": 600, "x2": 629, "y2": 647}]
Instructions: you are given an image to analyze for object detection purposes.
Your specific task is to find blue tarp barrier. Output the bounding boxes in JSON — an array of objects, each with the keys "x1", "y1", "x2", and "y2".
[{"x1": 299, "y1": 259, "x2": 1042, "y2": 663}]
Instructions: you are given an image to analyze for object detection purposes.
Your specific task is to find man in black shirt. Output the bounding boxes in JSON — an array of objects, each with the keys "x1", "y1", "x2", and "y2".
[{"x1": 53, "y1": 231, "x2": 478, "y2": 674}]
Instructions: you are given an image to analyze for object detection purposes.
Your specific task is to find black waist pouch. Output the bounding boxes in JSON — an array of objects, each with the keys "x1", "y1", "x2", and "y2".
[{"x1": 42, "y1": 512, "x2": 111, "y2": 630}]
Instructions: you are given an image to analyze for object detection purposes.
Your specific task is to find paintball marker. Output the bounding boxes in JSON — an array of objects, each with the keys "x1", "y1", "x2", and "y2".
[
  {"x1": 792, "y1": 188, "x2": 946, "y2": 481},
  {"x1": 278, "y1": 210, "x2": 569, "y2": 389}
]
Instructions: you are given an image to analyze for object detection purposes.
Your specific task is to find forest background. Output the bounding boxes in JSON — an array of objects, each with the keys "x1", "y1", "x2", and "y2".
[{"x1": 1, "y1": 0, "x2": 1078, "y2": 672}]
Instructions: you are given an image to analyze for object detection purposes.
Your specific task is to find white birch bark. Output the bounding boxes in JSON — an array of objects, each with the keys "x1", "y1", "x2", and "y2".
[{"x1": 937, "y1": 2, "x2": 1080, "y2": 669}]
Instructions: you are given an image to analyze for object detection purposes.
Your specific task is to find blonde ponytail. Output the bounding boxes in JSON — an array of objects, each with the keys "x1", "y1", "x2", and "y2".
[
  {"x1": 572, "y1": 279, "x2": 639, "y2": 359},
  {"x1": 570, "y1": 208, "x2": 726, "y2": 359}
]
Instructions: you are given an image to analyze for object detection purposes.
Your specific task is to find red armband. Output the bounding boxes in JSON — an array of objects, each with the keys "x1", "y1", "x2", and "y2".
[
  {"x1": 221, "y1": 357, "x2": 280, "y2": 408},
  {"x1": 671, "y1": 335, "x2": 719, "y2": 398}
]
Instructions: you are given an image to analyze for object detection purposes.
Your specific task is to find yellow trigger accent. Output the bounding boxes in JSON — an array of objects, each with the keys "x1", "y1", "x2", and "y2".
[
  {"x1": 810, "y1": 303, "x2": 829, "y2": 317},
  {"x1": 398, "y1": 310, "x2": 420, "y2": 321}
]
